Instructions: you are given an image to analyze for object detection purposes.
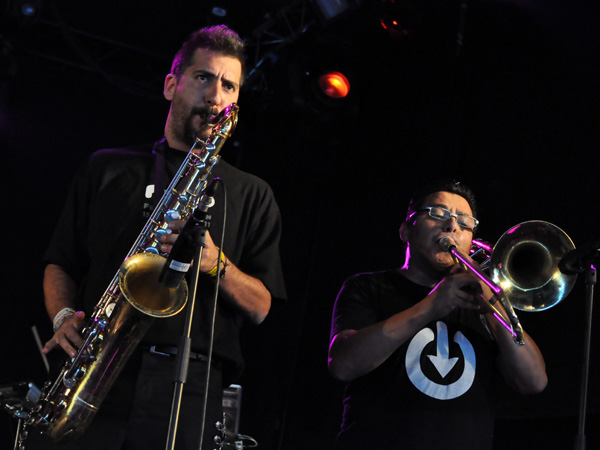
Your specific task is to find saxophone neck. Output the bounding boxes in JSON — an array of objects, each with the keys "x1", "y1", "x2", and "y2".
[
  {"x1": 192, "y1": 103, "x2": 239, "y2": 157},
  {"x1": 209, "y1": 103, "x2": 239, "y2": 140}
]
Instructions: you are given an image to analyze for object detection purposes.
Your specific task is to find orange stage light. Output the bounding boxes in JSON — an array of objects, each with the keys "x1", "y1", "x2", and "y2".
[{"x1": 318, "y1": 72, "x2": 350, "y2": 98}]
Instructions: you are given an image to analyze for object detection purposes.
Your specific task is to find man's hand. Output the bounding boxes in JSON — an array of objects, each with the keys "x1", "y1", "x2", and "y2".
[
  {"x1": 158, "y1": 219, "x2": 271, "y2": 324},
  {"x1": 428, "y1": 265, "x2": 485, "y2": 317},
  {"x1": 42, "y1": 311, "x2": 86, "y2": 358},
  {"x1": 158, "y1": 220, "x2": 222, "y2": 273}
]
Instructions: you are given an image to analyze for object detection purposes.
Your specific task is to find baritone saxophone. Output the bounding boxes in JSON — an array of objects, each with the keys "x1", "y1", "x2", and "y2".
[{"x1": 24, "y1": 103, "x2": 239, "y2": 443}]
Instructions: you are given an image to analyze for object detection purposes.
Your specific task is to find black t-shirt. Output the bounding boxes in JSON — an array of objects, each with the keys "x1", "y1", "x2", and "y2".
[
  {"x1": 330, "y1": 270, "x2": 499, "y2": 450},
  {"x1": 44, "y1": 142, "x2": 287, "y2": 383}
]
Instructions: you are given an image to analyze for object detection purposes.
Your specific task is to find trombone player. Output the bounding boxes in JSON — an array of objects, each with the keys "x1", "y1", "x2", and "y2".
[{"x1": 328, "y1": 179, "x2": 547, "y2": 450}]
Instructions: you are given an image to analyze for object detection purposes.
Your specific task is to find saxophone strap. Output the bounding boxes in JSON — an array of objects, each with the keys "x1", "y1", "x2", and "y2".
[{"x1": 151, "y1": 138, "x2": 168, "y2": 210}]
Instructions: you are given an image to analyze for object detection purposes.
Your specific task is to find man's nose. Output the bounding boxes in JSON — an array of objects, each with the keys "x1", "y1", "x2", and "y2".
[
  {"x1": 204, "y1": 82, "x2": 222, "y2": 106},
  {"x1": 444, "y1": 216, "x2": 460, "y2": 232}
]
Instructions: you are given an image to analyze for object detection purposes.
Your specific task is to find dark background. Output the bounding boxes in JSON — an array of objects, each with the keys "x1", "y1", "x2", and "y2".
[{"x1": 1, "y1": 0, "x2": 599, "y2": 448}]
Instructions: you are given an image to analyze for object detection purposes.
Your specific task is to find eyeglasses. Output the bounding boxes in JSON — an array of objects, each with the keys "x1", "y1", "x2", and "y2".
[{"x1": 413, "y1": 206, "x2": 479, "y2": 230}]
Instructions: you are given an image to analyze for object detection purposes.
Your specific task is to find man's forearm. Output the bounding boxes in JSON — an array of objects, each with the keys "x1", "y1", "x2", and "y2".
[
  {"x1": 44, "y1": 263, "x2": 78, "y2": 322},
  {"x1": 218, "y1": 261, "x2": 271, "y2": 324}
]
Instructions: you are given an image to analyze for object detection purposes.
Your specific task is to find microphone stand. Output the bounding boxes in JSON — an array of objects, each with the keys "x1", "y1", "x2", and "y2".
[
  {"x1": 164, "y1": 208, "x2": 209, "y2": 450},
  {"x1": 560, "y1": 239, "x2": 600, "y2": 450},
  {"x1": 164, "y1": 203, "x2": 225, "y2": 450},
  {"x1": 164, "y1": 178, "x2": 225, "y2": 450},
  {"x1": 574, "y1": 266, "x2": 596, "y2": 450}
]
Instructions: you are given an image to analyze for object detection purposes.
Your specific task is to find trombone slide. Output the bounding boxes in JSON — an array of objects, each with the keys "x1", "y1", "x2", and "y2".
[{"x1": 439, "y1": 236, "x2": 525, "y2": 346}]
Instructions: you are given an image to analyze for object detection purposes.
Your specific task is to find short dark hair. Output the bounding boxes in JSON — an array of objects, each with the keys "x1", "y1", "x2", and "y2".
[
  {"x1": 405, "y1": 179, "x2": 478, "y2": 222},
  {"x1": 171, "y1": 25, "x2": 246, "y2": 83}
]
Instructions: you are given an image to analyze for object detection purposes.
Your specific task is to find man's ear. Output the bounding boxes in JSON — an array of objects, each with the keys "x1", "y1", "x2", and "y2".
[
  {"x1": 164, "y1": 74, "x2": 177, "y2": 101},
  {"x1": 399, "y1": 221, "x2": 410, "y2": 242}
]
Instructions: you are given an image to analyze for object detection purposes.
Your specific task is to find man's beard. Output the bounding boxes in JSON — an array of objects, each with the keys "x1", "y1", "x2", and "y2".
[{"x1": 173, "y1": 104, "x2": 219, "y2": 147}]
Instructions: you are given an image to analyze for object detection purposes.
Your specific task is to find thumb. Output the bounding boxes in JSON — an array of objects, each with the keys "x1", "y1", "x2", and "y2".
[{"x1": 72, "y1": 310, "x2": 86, "y2": 330}]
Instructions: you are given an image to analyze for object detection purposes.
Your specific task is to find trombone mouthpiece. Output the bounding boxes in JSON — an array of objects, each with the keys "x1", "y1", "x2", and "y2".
[{"x1": 438, "y1": 236, "x2": 457, "y2": 251}]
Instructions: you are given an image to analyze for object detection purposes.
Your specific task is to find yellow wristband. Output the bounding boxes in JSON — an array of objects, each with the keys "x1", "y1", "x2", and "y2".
[{"x1": 207, "y1": 251, "x2": 226, "y2": 277}]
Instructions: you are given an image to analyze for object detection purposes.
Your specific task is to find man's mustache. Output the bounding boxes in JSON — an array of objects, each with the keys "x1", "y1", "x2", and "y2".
[{"x1": 193, "y1": 106, "x2": 219, "y2": 124}]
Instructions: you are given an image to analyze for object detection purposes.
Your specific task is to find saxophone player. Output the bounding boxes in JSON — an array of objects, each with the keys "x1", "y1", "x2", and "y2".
[{"x1": 31, "y1": 25, "x2": 286, "y2": 450}]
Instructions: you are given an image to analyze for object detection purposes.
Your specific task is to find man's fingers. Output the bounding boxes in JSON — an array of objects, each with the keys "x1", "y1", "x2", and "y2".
[
  {"x1": 64, "y1": 326, "x2": 85, "y2": 349},
  {"x1": 43, "y1": 313, "x2": 87, "y2": 358},
  {"x1": 42, "y1": 338, "x2": 57, "y2": 354},
  {"x1": 60, "y1": 337, "x2": 79, "y2": 358},
  {"x1": 42, "y1": 334, "x2": 77, "y2": 358},
  {"x1": 449, "y1": 264, "x2": 463, "y2": 275},
  {"x1": 166, "y1": 219, "x2": 186, "y2": 232}
]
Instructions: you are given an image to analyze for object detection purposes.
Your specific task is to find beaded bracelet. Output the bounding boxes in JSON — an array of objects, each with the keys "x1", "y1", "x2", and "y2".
[
  {"x1": 53, "y1": 307, "x2": 76, "y2": 333},
  {"x1": 220, "y1": 257, "x2": 230, "y2": 279}
]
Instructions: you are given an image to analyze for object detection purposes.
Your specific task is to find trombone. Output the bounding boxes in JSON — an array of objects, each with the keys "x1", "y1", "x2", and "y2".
[{"x1": 439, "y1": 221, "x2": 577, "y2": 346}]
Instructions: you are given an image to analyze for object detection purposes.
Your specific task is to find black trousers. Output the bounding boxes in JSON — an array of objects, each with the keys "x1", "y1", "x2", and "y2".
[{"x1": 24, "y1": 349, "x2": 224, "y2": 450}]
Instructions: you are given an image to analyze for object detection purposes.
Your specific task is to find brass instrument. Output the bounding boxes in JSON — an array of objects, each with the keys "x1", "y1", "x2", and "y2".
[
  {"x1": 25, "y1": 103, "x2": 240, "y2": 443},
  {"x1": 488, "y1": 221, "x2": 577, "y2": 311},
  {"x1": 440, "y1": 220, "x2": 577, "y2": 345}
]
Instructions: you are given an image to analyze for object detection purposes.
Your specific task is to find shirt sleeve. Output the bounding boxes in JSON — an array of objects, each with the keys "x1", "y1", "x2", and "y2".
[
  {"x1": 43, "y1": 158, "x2": 96, "y2": 284},
  {"x1": 330, "y1": 273, "x2": 379, "y2": 341},
  {"x1": 239, "y1": 182, "x2": 287, "y2": 304}
]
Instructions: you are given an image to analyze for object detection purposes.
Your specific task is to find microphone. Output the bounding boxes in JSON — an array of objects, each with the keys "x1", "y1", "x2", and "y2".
[
  {"x1": 438, "y1": 236, "x2": 457, "y2": 252},
  {"x1": 558, "y1": 238, "x2": 600, "y2": 275},
  {"x1": 196, "y1": 177, "x2": 219, "y2": 213},
  {"x1": 159, "y1": 178, "x2": 220, "y2": 288}
]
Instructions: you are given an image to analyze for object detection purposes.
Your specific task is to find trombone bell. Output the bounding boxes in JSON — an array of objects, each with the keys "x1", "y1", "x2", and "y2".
[{"x1": 490, "y1": 221, "x2": 577, "y2": 311}]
